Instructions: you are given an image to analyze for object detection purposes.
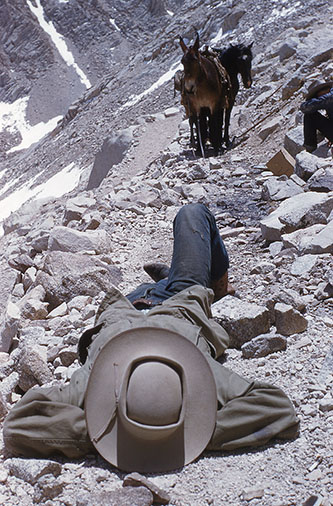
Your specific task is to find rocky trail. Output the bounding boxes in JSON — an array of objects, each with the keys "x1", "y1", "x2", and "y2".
[{"x1": 0, "y1": 0, "x2": 333, "y2": 504}]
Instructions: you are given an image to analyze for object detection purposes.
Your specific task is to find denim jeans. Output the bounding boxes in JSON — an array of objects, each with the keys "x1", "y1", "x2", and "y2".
[
  {"x1": 303, "y1": 112, "x2": 333, "y2": 149},
  {"x1": 126, "y1": 203, "x2": 229, "y2": 305}
]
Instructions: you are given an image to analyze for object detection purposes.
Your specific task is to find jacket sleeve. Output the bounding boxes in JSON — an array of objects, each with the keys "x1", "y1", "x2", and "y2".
[
  {"x1": 300, "y1": 90, "x2": 333, "y2": 114},
  {"x1": 206, "y1": 357, "x2": 300, "y2": 451},
  {"x1": 3, "y1": 385, "x2": 94, "y2": 458}
]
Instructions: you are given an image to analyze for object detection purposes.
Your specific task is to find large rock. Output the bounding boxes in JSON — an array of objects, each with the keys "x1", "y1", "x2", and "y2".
[
  {"x1": 63, "y1": 196, "x2": 97, "y2": 225},
  {"x1": 212, "y1": 296, "x2": 270, "y2": 348},
  {"x1": 48, "y1": 226, "x2": 112, "y2": 254},
  {"x1": 0, "y1": 301, "x2": 21, "y2": 353},
  {"x1": 77, "y1": 487, "x2": 153, "y2": 506},
  {"x1": 274, "y1": 303, "x2": 308, "y2": 336},
  {"x1": 123, "y1": 472, "x2": 170, "y2": 505},
  {"x1": 258, "y1": 117, "x2": 281, "y2": 141},
  {"x1": 4, "y1": 458, "x2": 61, "y2": 485},
  {"x1": 34, "y1": 251, "x2": 122, "y2": 309},
  {"x1": 0, "y1": 261, "x2": 19, "y2": 352},
  {"x1": 266, "y1": 148, "x2": 295, "y2": 176},
  {"x1": 260, "y1": 191, "x2": 333, "y2": 241},
  {"x1": 295, "y1": 151, "x2": 329, "y2": 181},
  {"x1": 241, "y1": 333, "x2": 287, "y2": 358},
  {"x1": 87, "y1": 128, "x2": 135, "y2": 190},
  {"x1": 261, "y1": 176, "x2": 303, "y2": 201},
  {"x1": 284, "y1": 126, "x2": 304, "y2": 157},
  {"x1": 282, "y1": 221, "x2": 333, "y2": 254},
  {"x1": 17, "y1": 347, "x2": 52, "y2": 392},
  {"x1": 308, "y1": 168, "x2": 333, "y2": 192},
  {"x1": 2, "y1": 199, "x2": 49, "y2": 236}
]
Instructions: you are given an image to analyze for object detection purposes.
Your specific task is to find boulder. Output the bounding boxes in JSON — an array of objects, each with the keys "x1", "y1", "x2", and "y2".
[
  {"x1": 290, "y1": 254, "x2": 318, "y2": 276},
  {"x1": 262, "y1": 176, "x2": 303, "y2": 201},
  {"x1": 266, "y1": 287, "x2": 306, "y2": 314},
  {"x1": 17, "y1": 347, "x2": 52, "y2": 392},
  {"x1": 0, "y1": 301, "x2": 21, "y2": 353},
  {"x1": 34, "y1": 251, "x2": 122, "y2": 309},
  {"x1": 282, "y1": 74, "x2": 305, "y2": 100},
  {"x1": 87, "y1": 127, "x2": 135, "y2": 190},
  {"x1": 260, "y1": 191, "x2": 333, "y2": 242},
  {"x1": 0, "y1": 261, "x2": 19, "y2": 352},
  {"x1": 284, "y1": 126, "x2": 304, "y2": 157},
  {"x1": 212, "y1": 296, "x2": 271, "y2": 348},
  {"x1": 258, "y1": 117, "x2": 281, "y2": 141},
  {"x1": 19, "y1": 298, "x2": 49, "y2": 320},
  {"x1": 48, "y1": 226, "x2": 112, "y2": 254},
  {"x1": 308, "y1": 168, "x2": 333, "y2": 192},
  {"x1": 123, "y1": 472, "x2": 170, "y2": 504},
  {"x1": 278, "y1": 38, "x2": 298, "y2": 61},
  {"x1": 294, "y1": 151, "x2": 329, "y2": 181},
  {"x1": 282, "y1": 221, "x2": 333, "y2": 254},
  {"x1": 77, "y1": 487, "x2": 153, "y2": 506},
  {"x1": 4, "y1": 458, "x2": 61, "y2": 485},
  {"x1": 266, "y1": 148, "x2": 295, "y2": 177},
  {"x1": 2, "y1": 199, "x2": 49, "y2": 236},
  {"x1": 274, "y1": 303, "x2": 308, "y2": 336},
  {"x1": 241, "y1": 333, "x2": 287, "y2": 358}
]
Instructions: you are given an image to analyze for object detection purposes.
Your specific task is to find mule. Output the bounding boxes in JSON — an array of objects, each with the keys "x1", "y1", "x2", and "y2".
[
  {"x1": 213, "y1": 43, "x2": 253, "y2": 147},
  {"x1": 179, "y1": 34, "x2": 229, "y2": 156}
]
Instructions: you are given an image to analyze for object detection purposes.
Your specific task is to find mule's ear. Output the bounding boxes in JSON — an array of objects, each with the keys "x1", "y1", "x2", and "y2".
[
  {"x1": 179, "y1": 36, "x2": 187, "y2": 53},
  {"x1": 193, "y1": 33, "x2": 200, "y2": 52}
]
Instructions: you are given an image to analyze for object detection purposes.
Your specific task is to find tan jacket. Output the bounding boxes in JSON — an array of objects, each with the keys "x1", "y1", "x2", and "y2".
[{"x1": 3, "y1": 285, "x2": 299, "y2": 459}]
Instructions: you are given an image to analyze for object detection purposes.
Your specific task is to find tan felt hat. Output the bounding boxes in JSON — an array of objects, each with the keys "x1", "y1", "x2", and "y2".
[
  {"x1": 306, "y1": 81, "x2": 333, "y2": 100},
  {"x1": 85, "y1": 327, "x2": 217, "y2": 472}
]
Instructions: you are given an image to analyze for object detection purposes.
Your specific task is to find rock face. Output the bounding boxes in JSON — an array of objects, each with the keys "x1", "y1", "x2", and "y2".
[{"x1": 212, "y1": 296, "x2": 271, "y2": 348}]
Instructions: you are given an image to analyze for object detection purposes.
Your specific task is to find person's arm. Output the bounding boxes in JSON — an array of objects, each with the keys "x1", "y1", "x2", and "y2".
[
  {"x1": 300, "y1": 88, "x2": 333, "y2": 114},
  {"x1": 3, "y1": 385, "x2": 94, "y2": 458}
]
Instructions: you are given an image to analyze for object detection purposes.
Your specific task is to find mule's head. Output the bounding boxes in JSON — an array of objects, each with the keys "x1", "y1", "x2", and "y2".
[
  {"x1": 179, "y1": 34, "x2": 201, "y2": 75},
  {"x1": 238, "y1": 42, "x2": 253, "y2": 89}
]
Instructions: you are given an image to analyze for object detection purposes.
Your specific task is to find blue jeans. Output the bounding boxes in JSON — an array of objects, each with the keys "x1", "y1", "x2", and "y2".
[{"x1": 126, "y1": 203, "x2": 229, "y2": 305}]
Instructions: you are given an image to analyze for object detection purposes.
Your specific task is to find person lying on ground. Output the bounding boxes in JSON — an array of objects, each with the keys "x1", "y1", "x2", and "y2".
[
  {"x1": 300, "y1": 81, "x2": 333, "y2": 153},
  {"x1": 3, "y1": 204, "x2": 300, "y2": 473}
]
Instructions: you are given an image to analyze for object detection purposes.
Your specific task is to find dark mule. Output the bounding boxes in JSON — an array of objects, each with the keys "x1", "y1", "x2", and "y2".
[
  {"x1": 214, "y1": 43, "x2": 253, "y2": 147},
  {"x1": 179, "y1": 34, "x2": 229, "y2": 156}
]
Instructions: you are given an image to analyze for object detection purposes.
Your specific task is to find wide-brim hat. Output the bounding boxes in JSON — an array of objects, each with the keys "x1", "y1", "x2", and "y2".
[
  {"x1": 85, "y1": 327, "x2": 217, "y2": 473},
  {"x1": 306, "y1": 81, "x2": 333, "y2": 100}
]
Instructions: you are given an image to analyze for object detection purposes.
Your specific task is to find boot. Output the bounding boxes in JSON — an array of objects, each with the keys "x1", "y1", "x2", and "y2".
[
  {"x1": 211, "y1": 271, "x2": 235, "y2": 302},
  {"x1": 144, "y1": 263, "x2": 170, "y2": 282}
]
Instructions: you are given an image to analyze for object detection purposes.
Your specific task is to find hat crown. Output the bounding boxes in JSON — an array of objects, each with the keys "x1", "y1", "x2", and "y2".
[{"x1": 127, "y1": 361, "x2": 182, "y2": 426}]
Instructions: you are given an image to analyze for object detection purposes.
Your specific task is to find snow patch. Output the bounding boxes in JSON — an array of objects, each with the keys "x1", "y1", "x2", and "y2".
[
  {"x1": 120, "y1": 61, "x2": 182, "y2": 110},
  {"x1": 210, "y1": 28, "x2": 223, "y2": 45},
  {"x1": 0, "y1": 96, "x2": 62, "y2": 153},
  {"x1": 0, "y1": 162, "x2": 83, "y2": 235},
  {"x1": 167, "y1": 10, "x2": 174, "y2": 16},
  {"x1": 26, "y1": 0, "x2": 91, "y2": 89}
]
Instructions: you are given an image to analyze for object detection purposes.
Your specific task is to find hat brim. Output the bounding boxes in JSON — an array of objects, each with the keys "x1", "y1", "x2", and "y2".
[
  {"x1": 85, "y1": 327, "x2": 217, "y2": 472},
  {"x1": 306, "y1": 81, "x2": 333, "y2": 100}
]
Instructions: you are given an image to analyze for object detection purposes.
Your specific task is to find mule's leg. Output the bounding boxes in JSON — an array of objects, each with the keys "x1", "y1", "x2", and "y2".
[
  {"x1": 196, "y1": 114, "x2": 205, "y2": 158},
  {"x1": 224, "y1": 104, "x2": 233, "y2": 148},
  {"x1": 200, "y1": 109, "x2": 208, "y2": 145},
  {"x1": 189, "y1": 116, "x2": 196, "y2": 147},
  {"x1": 210, "y1": 109, "x2": 223, "y2": 155}
]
